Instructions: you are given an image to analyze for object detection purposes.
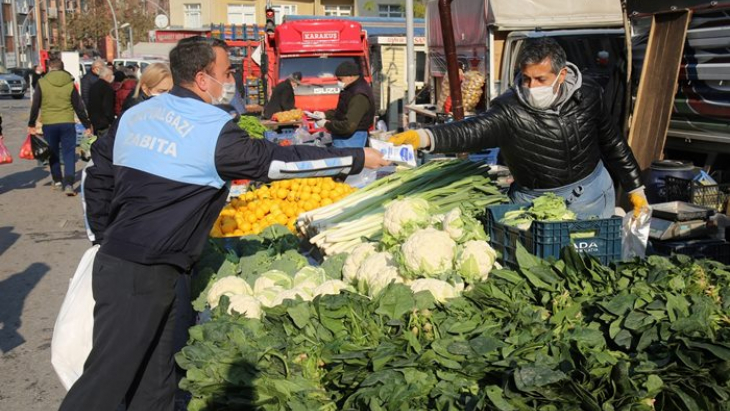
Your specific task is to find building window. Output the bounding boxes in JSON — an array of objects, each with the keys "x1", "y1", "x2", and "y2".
[
  {"x1": 271, "y1": 4, "x2": 296, "y2": 25},
  {"x1": 324, "y1": 5, "x2": 352, "y2": 16},
  {"x1": 184, "y1": 3, "x2": 202, "y2": 28},
  {"x1": 378, "y1": 4, "x2": 403, "y2": 18},
  {"x1": 227, "y1": 4, "x2": 256, "y2": 25}
]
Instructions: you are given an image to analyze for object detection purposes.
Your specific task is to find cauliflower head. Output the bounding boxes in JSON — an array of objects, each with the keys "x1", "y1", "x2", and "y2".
[
  {"x1": 410, "y1": 278, "x2": 461, "y2": 303},
  {"x1": 271, "y1": 289, "x2": 313, "y2": 307},
  {"x1": 383, "y1": 198, "x2": 431, "y2": 238},
  {"x1": 255, "y1": 286, "x2": 286, "y2": 308},
  {"x1": 313, "y1": 280, "x2": 353, "y2": 297},
  {"x1": 401, "y1": 228, "x2": 456, "y2": 276},
  {"x1": 293, "y1": 266, "x2": 327, "y2": 288},
  {"x1": 207, "y1": 276, "x2": 253, "y2": 309},
  {"x1": 365, "y1": 268, "x2": 404, "y2": 297},
  {"x1": 442, "y1": 207, "x2": 488, "y2": 242},
  {"x1": 355, "y1": 252, "x2": 403, "y2": 296},
  {"x1": 456, "y1": 240, "x2": 497, "y2": 282},
  {"x1": 227, "y1": 295, "x2": 263, "y2": 319},
  {"x1": 253, "y1": 270, "x2": 293, "y2": 294},
  {"x1": 342, "y1": 243, "x2": 378, "y2": 285}
]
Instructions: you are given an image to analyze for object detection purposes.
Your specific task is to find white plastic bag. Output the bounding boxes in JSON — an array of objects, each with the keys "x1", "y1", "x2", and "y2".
[
  {"x1": 622, "y1": 207, "x2": 652, "y2": 260},
  {"x1": 52, "y1": 245, "x2": 98, "y2": 390}
]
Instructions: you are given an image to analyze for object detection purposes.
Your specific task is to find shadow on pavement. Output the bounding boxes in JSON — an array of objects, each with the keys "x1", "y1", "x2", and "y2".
[
  {"x1": 0, "y1": 226, "x2": 20, "y2": 257},
  {"x1": 0, "y1": 262, "x2": 50, "y2": 353},
  {"x1": 0, "y1": 166, "x2": 49, "y2": 195}
]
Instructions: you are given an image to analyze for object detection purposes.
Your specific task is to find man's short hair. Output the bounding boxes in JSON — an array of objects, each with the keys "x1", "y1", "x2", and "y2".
[
  {"x1": 48, "y1": 59, "x2": 64, "y2": 71},
  {"x1": 92, "y1": 59, "x2": 106, "y2": 72},
  {"x1": 516, "y1": 38, "x2": 567, "y2": 74},
  {"x1": 98, "y1": 66, "x2": 113, "y2": 80},
  {"x1": 169, "y1": 36, "x2": 228, "y2": 85}
]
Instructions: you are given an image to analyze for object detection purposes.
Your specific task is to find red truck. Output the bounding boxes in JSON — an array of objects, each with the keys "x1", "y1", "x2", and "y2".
[{"x1": 262, "y1": 19, "x2": 372, "y2": 112}]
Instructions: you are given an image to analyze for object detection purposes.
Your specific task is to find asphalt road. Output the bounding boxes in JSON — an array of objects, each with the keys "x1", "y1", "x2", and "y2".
[{"x1": 0, "y1": 95, "x2": 89, "y2": 409}]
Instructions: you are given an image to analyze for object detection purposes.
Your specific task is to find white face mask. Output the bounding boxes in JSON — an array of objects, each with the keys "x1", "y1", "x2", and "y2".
[
  {"x1": 337, "y1": 81, "x2": 346, "y2": 89},
  {"x1": 205, "y1": 74, "x2": 236, "y2": 105},
  {"x1": 522, "y1": 73, "x2": 561, "y2": 110}
]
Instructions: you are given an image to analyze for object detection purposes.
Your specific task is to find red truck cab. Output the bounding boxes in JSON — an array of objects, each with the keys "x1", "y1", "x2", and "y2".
[{"x1": 264, "y1": 19, "x2": 372, "y2": 112}]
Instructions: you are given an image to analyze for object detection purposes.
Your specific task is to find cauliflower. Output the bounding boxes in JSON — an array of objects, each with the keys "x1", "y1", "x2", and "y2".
[
  {"x1": 256, "y1": 286, "x2": 286, "y2": 308},
  {"x1": 410, "y1": 278, "x2": 461, "y2": 303},
  {"x1": 342, "y1": 243, "x2": 378, "y2": 284},
  {"x1": 293, "y1": 266, "x2": 327, "y2": 288},
  {"x1": 355, "y1": 252, "x2": 403, "y2": 296},
  {"x1": 207, "y1": 276, "x2": 253, "y2": 309},
  {"x1": 253, "y1": 270, "x2": 293, "y2": 294},
  {"x1": 456, "y1": 240, "x2": 497, "y2": 282},
  {"x1": 313, "y1": 280, "x2": 352, "y2": 297},
  {"x1": 383, "y1": 198, "x2": 431, "y2": 238},
  {"x1": 227, "y1": 295, "x2": 263, "y2": 319},
  {"x1": 442, "y1": 208, "x2": 488, "y2": 242},
  {"x1": 365, "y1": 268, "x2": 404, "y2": 297},
  {"x1": 271, "y1": 289, "x2": 312, "y2": 307},
  {"x1": 401, "y1": 228, "x2": 456, "y2": 276}
]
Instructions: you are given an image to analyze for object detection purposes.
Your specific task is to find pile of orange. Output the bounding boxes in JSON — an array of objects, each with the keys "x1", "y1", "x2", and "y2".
[{"x1": 210, "y1": 177, "x2": 356, "y2": 238}]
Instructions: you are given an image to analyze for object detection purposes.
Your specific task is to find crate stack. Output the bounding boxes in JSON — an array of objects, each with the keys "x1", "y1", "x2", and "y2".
[{"x1": 650, "y1": 177, "x2": 730, "y2": 264}]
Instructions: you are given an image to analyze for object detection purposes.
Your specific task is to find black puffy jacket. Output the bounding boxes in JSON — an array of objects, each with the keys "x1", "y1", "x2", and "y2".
[{"x1": 428, "y1": 77, "x2": 642, "y2": 192}]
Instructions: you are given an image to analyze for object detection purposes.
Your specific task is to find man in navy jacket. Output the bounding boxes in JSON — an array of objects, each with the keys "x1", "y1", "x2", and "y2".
[{"x1": 61, "y1": 36, "x2": 388, "y2": 411}]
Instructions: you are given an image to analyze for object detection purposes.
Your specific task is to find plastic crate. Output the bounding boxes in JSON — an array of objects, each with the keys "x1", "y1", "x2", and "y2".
[
  {"x1": 264, "y1": 128, "x2": 296, "y2": 142},
  {"x1": 468, "y1": 148, "x2": 500, "y2": 165},
  {"x1": 484, "y1": 203, "x2": 622, "y2": 267},
  {"x1": 662, "y1": 176, "x2": 730, "y2": 213},
  {"x1": 650, "y1": 239, "x2": 730, "y2": 264}
]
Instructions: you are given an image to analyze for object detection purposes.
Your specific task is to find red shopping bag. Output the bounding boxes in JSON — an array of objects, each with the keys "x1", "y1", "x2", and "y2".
[
  {"x1": 0, "y1": 137, "x2": 13, "y2": 164},
  {"x1": 19, "y1": 134, "x2": 34, "y2": 160}
]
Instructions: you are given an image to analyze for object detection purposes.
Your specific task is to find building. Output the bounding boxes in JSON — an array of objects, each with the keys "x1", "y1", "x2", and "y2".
[
  {"x1": 1, "y1": 0, "x2": 87, "y2": 68},
  {"x1": 169, "y1": 0, "x2": 411, "y2": 29}
]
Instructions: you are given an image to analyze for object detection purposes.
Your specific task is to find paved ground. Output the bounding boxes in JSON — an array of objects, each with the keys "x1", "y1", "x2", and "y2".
[{"x1": 0, "y1": 96, "x2": 89, "y2": 409}]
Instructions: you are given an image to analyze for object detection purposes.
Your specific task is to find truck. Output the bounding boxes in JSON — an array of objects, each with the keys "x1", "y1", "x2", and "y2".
[
  {"x1": 261, "y1": 19, "x2": 372, "y2": 113},
  {"x1": 425, "y1": 0, "x2": 730, "y2": 171}
]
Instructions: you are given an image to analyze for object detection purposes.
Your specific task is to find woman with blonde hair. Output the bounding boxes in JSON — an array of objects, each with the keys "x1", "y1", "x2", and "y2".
[{"x1": 121, "y1": 62, "x2": 173, "y2": 114}]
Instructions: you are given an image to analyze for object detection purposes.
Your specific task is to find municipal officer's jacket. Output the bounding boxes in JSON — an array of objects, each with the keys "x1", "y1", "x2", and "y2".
[{"x1": 84, "y1": 86, "x2": 365, "y2": 270}]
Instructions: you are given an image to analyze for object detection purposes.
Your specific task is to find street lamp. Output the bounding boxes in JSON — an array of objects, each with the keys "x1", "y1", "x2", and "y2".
[
  {"x1": 120, "y1": 23, "x2": 133, "y2": 58},
  {"x1": 105, "y1": 0, "x2": 121, "y2": 58}
]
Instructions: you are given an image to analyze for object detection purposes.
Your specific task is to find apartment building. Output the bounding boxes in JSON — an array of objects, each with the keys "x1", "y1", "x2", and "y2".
[
  {"x1": 169, "y1": 0, "x2": 408, "y2": 29},
  {"x1": 0, "y1": 0, "x2": 86, "y2": 68}
]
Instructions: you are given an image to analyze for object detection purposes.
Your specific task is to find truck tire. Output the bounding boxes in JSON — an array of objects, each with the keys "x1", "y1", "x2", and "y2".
[{"x1": 12, "y1": 94, "x2": 24, "y2": 100}]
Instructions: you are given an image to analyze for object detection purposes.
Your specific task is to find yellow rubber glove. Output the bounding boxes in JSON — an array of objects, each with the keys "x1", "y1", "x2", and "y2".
[
  {"x1": 629, "y1": 189, "x2": 649, "y2": 218},
  {"x1": 388, "y1": 130, "x2": 422, "y2": 150}
]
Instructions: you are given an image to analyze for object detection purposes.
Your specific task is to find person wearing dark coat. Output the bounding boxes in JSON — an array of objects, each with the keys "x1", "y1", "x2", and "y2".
[
  {"x1": 389, "y1": 37, "x2": 648, "y2": 219},
  {"x1": 263, "y1": 72, "x2": 301, "y2": 119},
  {"x1": 81, "y1": 59, "x2": 106, "y2": 109},
  {"x1": 88, "y1": 67, "x2": 116, "y2": 137}
]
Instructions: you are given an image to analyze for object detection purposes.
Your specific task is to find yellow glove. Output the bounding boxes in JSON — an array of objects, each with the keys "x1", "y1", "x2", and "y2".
[
  {"x1": 629, "y1": 189, "x2": 649, "y2": 218},
  {"x1": 388, "y1": 130, "x2": 422, "y2": 150}
]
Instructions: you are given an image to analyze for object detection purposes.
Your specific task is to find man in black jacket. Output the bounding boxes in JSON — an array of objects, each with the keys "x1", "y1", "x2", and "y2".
[
  {"x1": 263, "y1": 71, "x2": 301, "y2": 118},
  {"x1": 62, "y1": 36, "x2": 388, "y2": 411},
  {"x1": 87, "y1": 67, "x2": 116, "y2": 137},
  {"x1": 318, "y1": 61, "x2": 375, "y2": 148},
  {"x1": 80, "y1": 59, "x2": 105, "y2": 109},
  {"x1": 390, "y1": 38, "x2": 647, "y2": 218}
]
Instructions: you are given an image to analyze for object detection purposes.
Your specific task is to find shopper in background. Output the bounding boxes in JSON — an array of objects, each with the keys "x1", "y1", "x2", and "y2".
[
  {"x1": 27, "y1": 58, "x2": 92, "y2": 196},
  {"x1": 81, "y1": 59, "x2": 105, "y2": 109},
  {"x1": 114, "y1": 68, "x2": 138, "y2": 116},
  {"x1": 263, "y1": 71, "x2": 302, "y2": 119},
  {"x1": 121, "y1": 62, "x2": 173, "y2": 114},
  {"x1": 87, "y1": 67, "x2": 116, "y2": 138},
  {"x1": 317, "y1": 61, "x2": 375, "y2": 148}
]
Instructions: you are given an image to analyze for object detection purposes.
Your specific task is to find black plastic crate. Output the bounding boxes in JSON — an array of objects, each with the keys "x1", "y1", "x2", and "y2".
[
  {"x1": 485, "y1": 203, "x2": 622, "y2": 267},
  {"x1": 650, "y1": 239, "x2": 730, "y2": 264},
  {"x1": 662, "y1": 177, "x2": 730, "y2": 213}
]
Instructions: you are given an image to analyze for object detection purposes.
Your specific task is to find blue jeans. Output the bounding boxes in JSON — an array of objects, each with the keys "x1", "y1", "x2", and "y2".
[
  {"x1": 42, "y1": 123, "x2": 77, "y2": 186},
  {"x1": 509, "y1": 162, "x2": 615, "y2": 219},
  {"x1": 331, "y1": 130, "x2": 368, "y2": 148}
]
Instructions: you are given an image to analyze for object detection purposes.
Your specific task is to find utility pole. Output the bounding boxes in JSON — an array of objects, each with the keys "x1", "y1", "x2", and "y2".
[{"x1": 405, "y1": 0, "x2": 416, "y2": 125}]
